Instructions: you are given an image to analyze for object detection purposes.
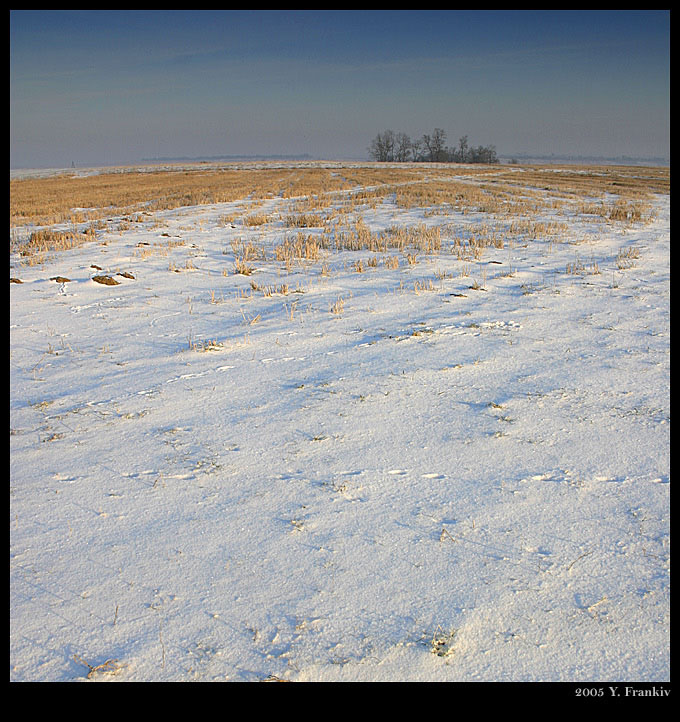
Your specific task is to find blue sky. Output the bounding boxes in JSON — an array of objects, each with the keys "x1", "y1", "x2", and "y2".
[{"x1": 10, "y1": 10, "x2": 670, "y2": 168}]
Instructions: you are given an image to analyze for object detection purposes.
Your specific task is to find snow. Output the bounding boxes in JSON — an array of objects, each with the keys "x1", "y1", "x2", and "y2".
[{"x1": 10, "y1": 165, "x2": 669, "y2": 682}]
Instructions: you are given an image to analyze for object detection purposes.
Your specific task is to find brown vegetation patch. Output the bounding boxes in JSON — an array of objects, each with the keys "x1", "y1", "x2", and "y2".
[
  {"x1": 15, "y1": 228, "x2": 96, "y2": 256},
  {"x1": 92, "y1": 275, "x2": 120, "y2": 285},
  {"x1": 10, "y1": 165, "x2": 357, "y2": 228}
]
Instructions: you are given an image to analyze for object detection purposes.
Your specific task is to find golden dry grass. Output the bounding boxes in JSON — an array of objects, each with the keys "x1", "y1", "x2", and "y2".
[
  {"x1": 10, "y1": 163, "x2": 669, "y2": 256},
  {"x1": 10, "y1": 165, "x2": 354, "y2": 228},
  {"x1": 487, "y1": 165, "x2": 670, "y2": 198},
  {"x1": 17, "y1": 227, "x2": 97, "y2": 255}
]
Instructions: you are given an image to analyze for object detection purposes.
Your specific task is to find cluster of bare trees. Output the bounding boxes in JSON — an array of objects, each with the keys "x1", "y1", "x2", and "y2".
[{"x1": 367, "y1": 128, "x2": 498, "y2": 164}]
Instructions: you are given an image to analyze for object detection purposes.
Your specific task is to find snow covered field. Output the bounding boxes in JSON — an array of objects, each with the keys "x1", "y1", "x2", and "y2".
[{"x1": 10, "y1": 164, "x2": 669, "y2": 682}]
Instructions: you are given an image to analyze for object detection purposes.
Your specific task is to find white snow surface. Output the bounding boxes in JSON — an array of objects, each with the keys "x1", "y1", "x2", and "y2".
[{"x1": 10, "y1": 167, "x2": 669, "y2": 682}]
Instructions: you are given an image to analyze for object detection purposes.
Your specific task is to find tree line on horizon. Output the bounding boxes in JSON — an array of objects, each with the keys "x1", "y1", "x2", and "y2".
[{"x1": 367, "y1": 128, "x2": 499, "y2": 164}]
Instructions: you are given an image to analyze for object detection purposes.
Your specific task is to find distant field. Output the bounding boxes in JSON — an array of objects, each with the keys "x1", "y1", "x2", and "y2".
[{"x1": 10, "y1": 161, "x2": 669, "y2": 230}]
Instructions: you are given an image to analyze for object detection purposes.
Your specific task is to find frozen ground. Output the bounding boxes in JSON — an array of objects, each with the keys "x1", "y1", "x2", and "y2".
[{"x1": 10, "y1": 167, "x2": 669, "y2": 682}]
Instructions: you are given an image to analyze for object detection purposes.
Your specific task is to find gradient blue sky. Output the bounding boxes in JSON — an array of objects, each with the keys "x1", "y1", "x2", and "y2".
[{"x1": 10, "y1": 10, "x2": 670, "y2": 168}]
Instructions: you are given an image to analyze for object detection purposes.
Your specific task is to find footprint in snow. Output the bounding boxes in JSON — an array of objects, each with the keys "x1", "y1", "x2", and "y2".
[{"x1": 52, "y1": 472, "x2": 79, "y2": 483}]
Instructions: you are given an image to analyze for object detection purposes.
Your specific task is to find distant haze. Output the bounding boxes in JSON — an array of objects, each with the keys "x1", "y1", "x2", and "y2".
[{"x1": 10, "y1": 10, "x2": 670, "y2": 169}]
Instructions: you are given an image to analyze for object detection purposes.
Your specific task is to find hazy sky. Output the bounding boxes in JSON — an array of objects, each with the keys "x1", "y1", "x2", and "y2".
[{"x1": 10, "y1": 9, "x2": 670, "y2": 168}]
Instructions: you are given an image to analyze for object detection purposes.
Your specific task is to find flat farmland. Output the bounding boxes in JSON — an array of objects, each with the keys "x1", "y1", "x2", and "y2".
[{"x1": 10, "y1": 161, "x2": 670, "y2": 682}]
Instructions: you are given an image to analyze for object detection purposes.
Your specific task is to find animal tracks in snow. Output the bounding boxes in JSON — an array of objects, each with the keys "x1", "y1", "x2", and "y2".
[{"x1": 354, "y1": 319, "x2": 520, "y2": 348}]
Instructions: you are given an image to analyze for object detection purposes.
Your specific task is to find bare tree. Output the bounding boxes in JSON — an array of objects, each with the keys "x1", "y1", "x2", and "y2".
[
  {"x1": 432, "y1": 128, "x2": 448, "y2": 162},
  {"x1": 422, "y1": 128, "x2": 448, "y2": 162},
  {"x1": 456, "y1": 135, "x2": 469, "y2": 163},
  {"x1": 410, "y1": 137, "x2": 424, "y2": 162},
  {"x1": 367, "y1": 130, "x2": 395, "y2": 162},
  {"x1": 369, "y1": 127, "x2": 498, "y2": 164},
  {"x1": 394, "y1": 132, "x2": 412, "y2": 162},
  {"x1": 468, "y1": 144, "x2": 498, "y2": 164}
]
